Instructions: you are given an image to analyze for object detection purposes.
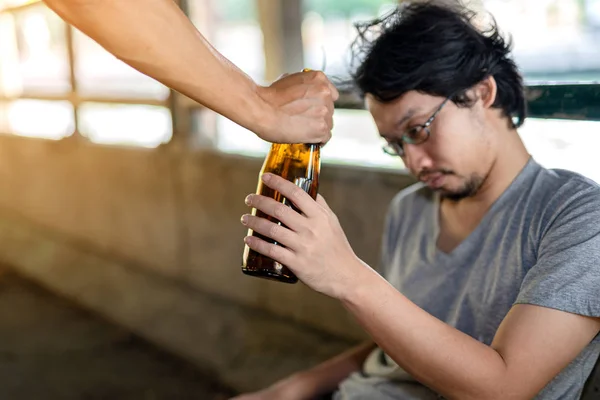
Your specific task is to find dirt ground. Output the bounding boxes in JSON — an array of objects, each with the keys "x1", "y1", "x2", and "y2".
[{"x1": 0, "y1": 268, "x2": 235, "y2": 400}]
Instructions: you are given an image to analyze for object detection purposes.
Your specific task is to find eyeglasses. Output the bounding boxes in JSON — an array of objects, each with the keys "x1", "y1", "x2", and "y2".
[{"x1": 382, "y1": 97, "x2": 451, "y2": 157}]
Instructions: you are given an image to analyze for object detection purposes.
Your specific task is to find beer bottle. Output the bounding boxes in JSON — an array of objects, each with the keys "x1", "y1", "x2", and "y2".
[{"x1": 241, "y1": 143, "x2": 321, "y2": 283}]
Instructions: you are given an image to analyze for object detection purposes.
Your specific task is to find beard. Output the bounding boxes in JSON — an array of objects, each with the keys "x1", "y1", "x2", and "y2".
[{"x1": 437, "y1": 173, "x2": 485, "y2": 201}]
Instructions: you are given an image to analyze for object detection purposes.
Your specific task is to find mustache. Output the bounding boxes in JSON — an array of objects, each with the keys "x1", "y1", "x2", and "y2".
[{"x1": 417, "y1": 168, "x2": 453, "y2": 181}]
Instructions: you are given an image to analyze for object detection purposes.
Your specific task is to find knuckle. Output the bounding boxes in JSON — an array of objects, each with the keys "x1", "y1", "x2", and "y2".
[
  {"x1": 305, "y1": 228, "x2": 318, "y2": 243},
  {"x1": 269, "y1": 223, "x2": 280, "y2": 238},
  {"x1": 296, "y1": 242, "x2": 308, "y2": 254},
  {"x1": 267, "y1": 244, "x2": 280, "y2": 259},
  {"x1": 304, "y1": 71, "x2": 317, "y2": 82},
  {"x1": 317, "y1": 207, "x2": 328, "y2": 219},
  {"x1": 274, "y1": 204, "x2": 287, "y2": 219},
  {"x1": 319, "y1": 86, "x2": 332, "y2": 97},
  {"x1": 314, "y1": 71, "x2": 326, "y2": 80},
  {"x1": 331, "y1": 87, "x2": 340, "y2": 99},
  {"x1": 317, "y1": 121, "x2": 328, "y2": 133},
  {"x1": 290, "y1": 186, "x2": 304, "y2": 200}
]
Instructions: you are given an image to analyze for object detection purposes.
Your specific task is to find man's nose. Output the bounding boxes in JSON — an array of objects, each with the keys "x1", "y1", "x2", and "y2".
[{"x1": 403, "y1": 143, "x2": 434, "y2": 174}]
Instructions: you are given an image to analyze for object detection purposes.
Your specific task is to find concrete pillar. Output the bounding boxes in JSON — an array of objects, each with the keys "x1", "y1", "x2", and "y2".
[
  {"x1": 256, "y1": 0, "x2": 304, "y2": 81},
  {"x1": 168, "y1": 0, "x2": 219, "y2": 149}
]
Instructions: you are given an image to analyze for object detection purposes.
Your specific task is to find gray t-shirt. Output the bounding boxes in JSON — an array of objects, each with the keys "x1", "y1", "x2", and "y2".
[{"x1": 335, "y1": 158, "x2": 600, "y2": 400}]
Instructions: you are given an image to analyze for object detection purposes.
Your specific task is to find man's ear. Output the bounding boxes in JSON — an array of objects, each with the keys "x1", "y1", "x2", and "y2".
[{"x1": 475, "y1": 75, "x2": 498, "y2": 109}]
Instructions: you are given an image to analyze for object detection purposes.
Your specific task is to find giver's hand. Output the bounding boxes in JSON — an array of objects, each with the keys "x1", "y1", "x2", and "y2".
[
  {"x1": 241, "y1": 173, "x2": 371, "y2": 299},
  {"x1": 256, "y1": 70, "x2": 338, "y2": 144}
]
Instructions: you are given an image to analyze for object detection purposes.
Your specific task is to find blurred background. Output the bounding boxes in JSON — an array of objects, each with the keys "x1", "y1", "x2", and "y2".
[{"x1": 0, "y1": 0, "x2": 598, "y2": 398}]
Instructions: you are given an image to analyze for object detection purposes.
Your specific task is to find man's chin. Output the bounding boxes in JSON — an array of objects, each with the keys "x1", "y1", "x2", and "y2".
[
  {"x1": 437, "y1": 177, "x2": 483, "y2": 201},
  {"x1": 439, "y1": 189, "x2": 471, "y2": 201}
]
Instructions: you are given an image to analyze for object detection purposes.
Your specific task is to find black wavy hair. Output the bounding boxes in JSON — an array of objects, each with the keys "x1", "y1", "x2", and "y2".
[{"x1": 349, "y1": 1, "x2": 526, "y2": 128}]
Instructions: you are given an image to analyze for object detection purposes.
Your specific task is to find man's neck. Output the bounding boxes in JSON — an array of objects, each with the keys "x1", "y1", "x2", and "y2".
[
  {"x1": 443, "y1": 130, "x2": 531, "y2": 221},
  {"x1": 436, "y1": 126, "x2": 530, "y2": 254}
]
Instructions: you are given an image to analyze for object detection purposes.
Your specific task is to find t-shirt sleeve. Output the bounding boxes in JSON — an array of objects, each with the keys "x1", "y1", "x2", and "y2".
[{"x1": 515, "y1": 186, "x2": 600, "y2": 317}]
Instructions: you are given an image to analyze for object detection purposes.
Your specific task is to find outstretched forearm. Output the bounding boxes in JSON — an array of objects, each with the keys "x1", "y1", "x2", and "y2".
[
  {"x1": 290, "y1": 340, "x2": 376, "y2": 398},
  {"x1": 43, "y1": 0, "x2": 273, "y2": 135},
  {"x1": 253, "y1": 340, "x2": 376, "y2": 400}
]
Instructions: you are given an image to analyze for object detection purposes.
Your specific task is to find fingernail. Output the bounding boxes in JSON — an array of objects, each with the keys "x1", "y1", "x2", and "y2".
[
  {"x1": 244, "y1": 236, "x2": 251, "y2": 244},
  {"x1": 262, "y1": 173, "x2": 272, "y2": 182},
  {"x1": 245, "y1": 195, "x2": 252, "y2": 205},
  {"x1": 240, "y1": 215, "x2": 248, "y2": 225}
]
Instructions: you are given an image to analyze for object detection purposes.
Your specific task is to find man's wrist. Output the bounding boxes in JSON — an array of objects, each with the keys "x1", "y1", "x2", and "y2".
[
  {"x1": 338, "y1": 258, "x2": 385, "y2": 305},
  {"x1": 251, "y1": 84, "x2": 281, "y2": 142}
]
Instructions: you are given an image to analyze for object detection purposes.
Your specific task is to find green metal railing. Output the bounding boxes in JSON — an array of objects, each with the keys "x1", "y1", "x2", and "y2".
[
  {"x1": 335, "y1": 84, "x2": 600, "y2": 122},
  {"x1": 526, "y1": 84, "x2": 600, "y2": 121}
]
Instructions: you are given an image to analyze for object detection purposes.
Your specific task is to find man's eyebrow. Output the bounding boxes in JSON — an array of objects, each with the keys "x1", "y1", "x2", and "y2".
[
  {"x1": 395, "y1": 108, "x2": 419, "y2": 129},
  {"x1": 378, "y1": 107, "x2": 421, "y2": 139}
]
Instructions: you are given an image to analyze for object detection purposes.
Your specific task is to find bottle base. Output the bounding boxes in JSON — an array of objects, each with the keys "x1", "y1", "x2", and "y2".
[{"x1": 241, "y1": 267, "x2": 298, "y2": 284}]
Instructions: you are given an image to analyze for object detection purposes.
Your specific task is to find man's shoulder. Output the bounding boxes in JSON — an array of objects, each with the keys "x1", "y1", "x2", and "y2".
[
  {"x1": 528, "y1": 166, "x2": 600, "y2": 236},
  {"x1": 539, "y1": 166, "x2": 599, "y2": 191},
  {"x1": 533, "y1": 166, "x2": 600, "y2": 211}
]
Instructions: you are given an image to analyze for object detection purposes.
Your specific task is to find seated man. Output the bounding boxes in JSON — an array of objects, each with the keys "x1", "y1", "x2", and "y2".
[{"x1": 235, "y1": 2, "x2": 600, "y2": 399}]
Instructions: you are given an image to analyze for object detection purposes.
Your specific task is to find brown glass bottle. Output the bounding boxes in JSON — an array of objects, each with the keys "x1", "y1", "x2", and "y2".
[{"x1": 241, "y1": 143, "x2": 321, "y2": 284}]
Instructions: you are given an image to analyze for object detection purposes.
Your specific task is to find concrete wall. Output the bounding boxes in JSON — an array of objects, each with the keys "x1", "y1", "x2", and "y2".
[{"x1": 0, "y1": 134, "x2": 415, "y2": 391}]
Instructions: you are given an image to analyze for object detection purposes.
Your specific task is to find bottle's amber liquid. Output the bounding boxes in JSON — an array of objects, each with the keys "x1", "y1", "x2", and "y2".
[{"x1": 241, "y1": 143, "x2": 321, "y2": 284}]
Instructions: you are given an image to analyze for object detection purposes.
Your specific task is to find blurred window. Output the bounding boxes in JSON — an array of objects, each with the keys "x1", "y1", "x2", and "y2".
[{"x1": 0, "y1": 0, "x2": 172, "y2": 146}]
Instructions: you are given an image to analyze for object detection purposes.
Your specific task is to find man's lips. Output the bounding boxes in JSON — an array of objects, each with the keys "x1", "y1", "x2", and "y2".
[{"x1": 420, "y1": 173, "x2": 448, "y2": 188}]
